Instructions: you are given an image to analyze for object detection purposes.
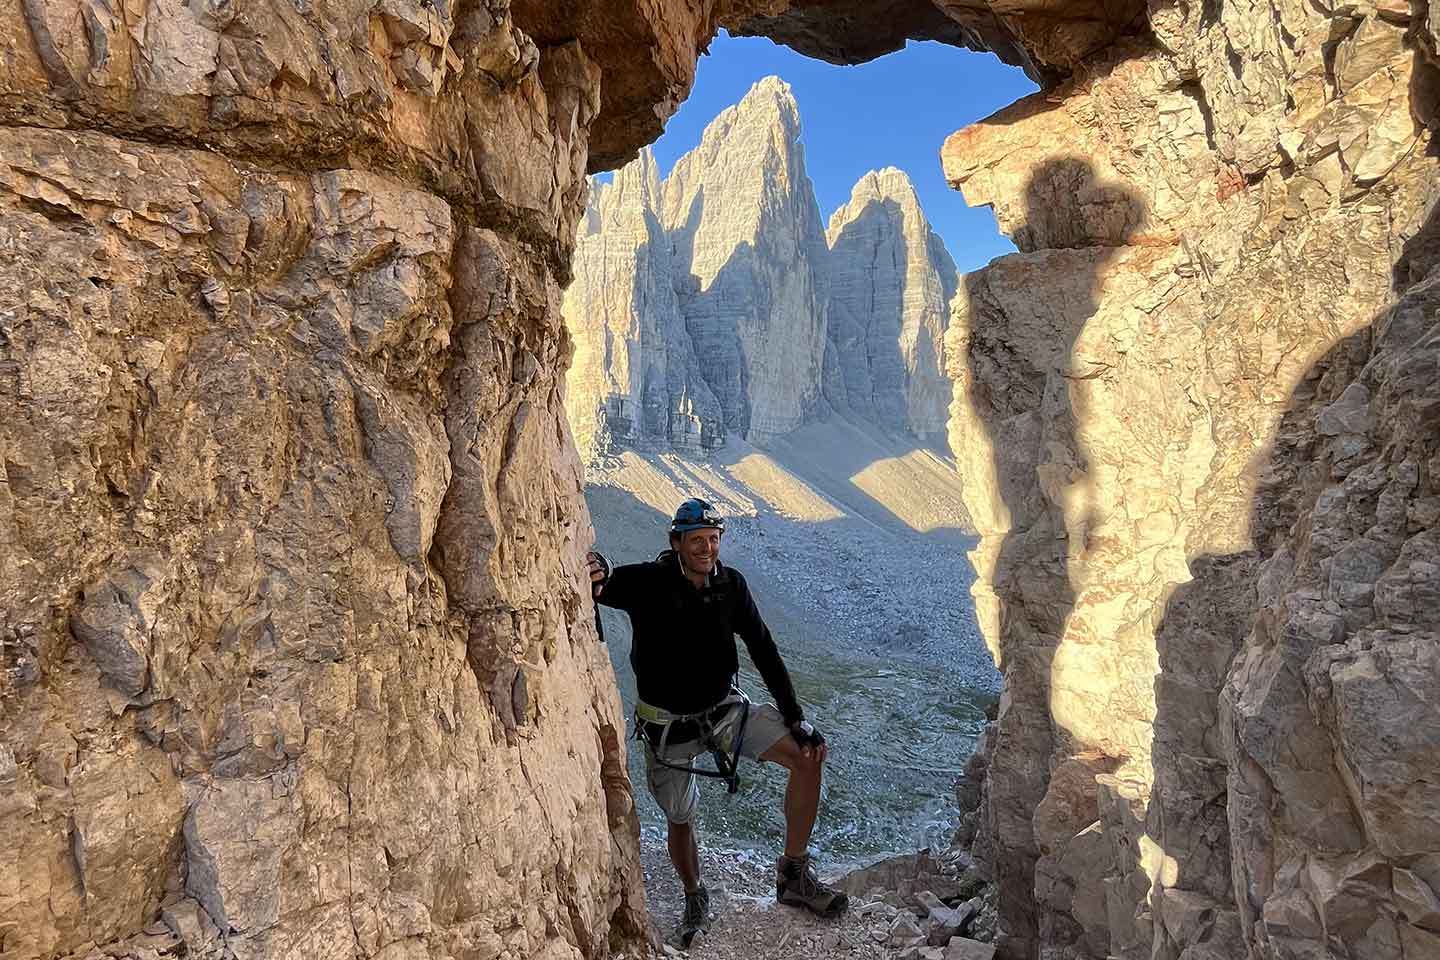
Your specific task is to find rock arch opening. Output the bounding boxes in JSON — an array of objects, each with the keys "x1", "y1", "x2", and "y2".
[
  {"x1": 1, "y1": 1, "x2": 1437, "y2": 960},
  {"x1": 558, "y1": 37, "x2": 1019, "y2": 887}
]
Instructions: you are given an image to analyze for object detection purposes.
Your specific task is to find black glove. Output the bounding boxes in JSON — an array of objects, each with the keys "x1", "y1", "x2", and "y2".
[
  {"x1": 790, "y1": 719, "x2": 825, "y2": 751},
  {"x1": 586, "y1": 551, "x2": 611, "y2": 598},
  {"x1": 586, "y1": 551, "x2": 611, "y2": 644}
]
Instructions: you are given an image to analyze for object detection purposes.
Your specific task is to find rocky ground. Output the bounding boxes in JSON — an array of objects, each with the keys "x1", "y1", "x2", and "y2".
[
  {"x1": 584, "y1": 420, "x2": 998, "y2": 683},
  {"x1": 720, "y1": 510, "x2": 987, "y2": 673},
  {"x1": 630, "y1": 838, "x2": 997, "y2": 960}
]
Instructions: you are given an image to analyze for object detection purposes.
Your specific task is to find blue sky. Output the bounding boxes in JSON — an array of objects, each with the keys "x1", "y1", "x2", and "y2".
[{"x1": 643, "y1": 32, "x2": 1038, "y2": 274}]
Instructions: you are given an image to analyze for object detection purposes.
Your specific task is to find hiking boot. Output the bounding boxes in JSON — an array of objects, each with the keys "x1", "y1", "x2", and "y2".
[
  {"x1": 678, "y1": 884, "x2": 710, "y2": 947},
  {"x1": 776, "y1": 854, "x2": 849, "y2": 917}
]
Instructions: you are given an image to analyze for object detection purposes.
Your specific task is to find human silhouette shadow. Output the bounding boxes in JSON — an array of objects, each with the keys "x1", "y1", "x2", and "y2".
[
  {"x1": 1144, "y1": 187, "x2": 1440, "y2": 960},
  {"x1": 954, "y1": 156, "x2": 1146, "y2": 959}
]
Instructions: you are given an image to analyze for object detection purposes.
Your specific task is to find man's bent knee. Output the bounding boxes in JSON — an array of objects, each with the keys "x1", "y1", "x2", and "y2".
[{"x1": 760, "y1": 734, "x2": 821, "y2": 774}]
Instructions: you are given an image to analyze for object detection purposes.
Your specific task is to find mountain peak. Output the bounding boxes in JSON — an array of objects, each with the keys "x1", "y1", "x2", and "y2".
[
  {"x1": 747, "y1": 74, "x2": 794, "y2": 101},
  {"x1": 827, "y1": 167, "x2": 929, "y2": 243},
  {"x1": 850, "y1": 167, "x2": 921, "y2": 203},
  {"x1": 731, "y1": 75, "x2": 801, "y2": 129},
  {"x1": 567, "y1": 79, "x2": 957, "y2": 455}
]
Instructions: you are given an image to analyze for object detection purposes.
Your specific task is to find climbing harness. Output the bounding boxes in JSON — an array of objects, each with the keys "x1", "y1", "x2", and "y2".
[{"x1": 634, "y1": 687, "x2": 752, "y2": 794}]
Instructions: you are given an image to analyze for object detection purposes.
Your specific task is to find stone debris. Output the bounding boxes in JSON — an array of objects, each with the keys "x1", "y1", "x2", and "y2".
[
  {"x1": 887, "y1": 912, "x2": 927, "y2": 947},
  {"x1": 837, "y1": 849, "x2": 994, "y2": 957},
  {"x1": 636, "y1": 835, "x2": 998, "y2": 960},
  {"x1": 895, "y1": 946, "x2": 944, "y2": 960},
  {"x1": 941, "y1": 938, "x2": 995, "y2": 960}
]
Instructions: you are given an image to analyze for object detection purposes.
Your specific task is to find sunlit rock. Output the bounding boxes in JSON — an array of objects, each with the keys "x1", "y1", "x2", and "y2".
[
  {"x1": 942, "y1": 3, "x2": 1438, "y2": 957},
  {"x1": 564, "y1": 148, "x2": 723, "y2": 457},
  {"x1": 564, "y1": 80, "x2": 960, "y2": 455},
  {"x1": 825, "y1": 167, "x2": 958, "y2": 442}
]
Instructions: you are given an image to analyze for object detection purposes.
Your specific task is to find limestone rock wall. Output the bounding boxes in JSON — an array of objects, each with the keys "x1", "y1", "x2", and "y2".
[
  {"x1": 943, "y1": 3, "x2": 1439, "y2": 960},
  {"x1": 563, "y1": 149, "x2": 724, "y2": 457},
  {"x1": 563, "y1": 86, "x2": 959, "y2": 456},
  {"x1": 661, "y1": 75, "x2": 832, "y2": 445},
  {"x1": 825, "y1": 167, "x2": 959, "y2": 441},
  {"x1": 1220, "y1": 261, "x2": 1440, "y2": 960},
  {"x1": 562, "y1": 77, "x2": 831, "y2": 452},
  {"x1": 0, "y1": 1, "x2": 656, "y2": 957}
]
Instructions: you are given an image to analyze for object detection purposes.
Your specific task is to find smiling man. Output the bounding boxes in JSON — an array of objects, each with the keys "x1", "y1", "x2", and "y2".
[{"x1": 587, "y1": 497, "x2": 847, "y2": 945}]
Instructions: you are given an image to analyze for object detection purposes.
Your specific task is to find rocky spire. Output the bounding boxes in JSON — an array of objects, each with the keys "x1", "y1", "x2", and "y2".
[
  {"x1": 661, "y1": 75, "x2": 832, "y2": 444},
  {"x1": 563, "y1": 78, "x2": 962, "y2": 457},
  {"x1": 564, "y1": 148, "x2": 723, "y2": 457},
  {"x1": 824, "y1": 167, "x2": 959, "y2": 441}
]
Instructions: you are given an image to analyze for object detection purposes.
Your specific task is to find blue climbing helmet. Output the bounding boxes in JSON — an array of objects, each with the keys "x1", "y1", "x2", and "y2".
[{"x1": 670, "y1": 498, "x2": 725, "y2": 535}]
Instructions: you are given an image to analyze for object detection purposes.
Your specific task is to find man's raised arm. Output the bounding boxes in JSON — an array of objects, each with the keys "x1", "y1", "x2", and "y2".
[{"x1": 588, "y1": 550, "x2": 640, "y2": 611}]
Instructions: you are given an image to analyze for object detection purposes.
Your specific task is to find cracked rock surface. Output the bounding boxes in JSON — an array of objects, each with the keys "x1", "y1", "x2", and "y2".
[
  {"x1": 0, "y1": 2, "x2": 645, "y2": 955},
  {"x1": 942, "y1": 3, "x2": 1440, "y2": 959}
]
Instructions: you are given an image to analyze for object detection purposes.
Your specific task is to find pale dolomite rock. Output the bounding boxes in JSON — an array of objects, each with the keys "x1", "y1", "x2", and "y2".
[
  {"x1": 564, "y1": 89, "x2": 961, "y2": 457},
  {"x1": 943, "y1": 8, "x2": 1438, "y2": 960},
  {"x1": 1219, "y1": 262, "x2": 1440, "y2": 960},
  {"x1": 564, "y1": 78, "x2": 833, "y2": 452},
  {"x1": 825, "y1": 167, "x2": 958, "y2": 441},
  {"x1": 662, "y1": 75, "x2": 831, "y2": 444},
  {"x1": 564, "y1": 149, "x2": 723, "y2": 458}
]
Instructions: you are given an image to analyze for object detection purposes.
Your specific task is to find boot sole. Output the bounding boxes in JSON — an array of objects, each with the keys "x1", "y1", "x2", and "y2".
[{"x1": 777, "y1": 889, "x2": 849, "y2": 918}]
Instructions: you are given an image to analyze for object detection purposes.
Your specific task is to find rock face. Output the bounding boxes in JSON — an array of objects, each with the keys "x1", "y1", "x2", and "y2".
[
  {"x1": 825, "y1": 168, "x2": 959, "y2": 442},
  {"x1": 0, "y1": 2, "x2": 660, "y2": 957},
  {"x1": 565, "y1": 76, "x2": 830, "y2": 453},
  {"x1": 725, "y1": 0, "x2": 1143, "y2": 85},
  {"x1": 942, "y1": 7, "x2": 1439, "y2": 960},
  {"x1": 662, "y1": 76, "x2": 832, "y2": 446},
  {"x1": 564, "y1": 149, "x2": 724, "y2": 456},
  {"x1": 564, "y1": 82, "x2": 958, "y2": 456},
  {"x1": 3, "y1": 0, "x2": 1439, "y2": 958}
]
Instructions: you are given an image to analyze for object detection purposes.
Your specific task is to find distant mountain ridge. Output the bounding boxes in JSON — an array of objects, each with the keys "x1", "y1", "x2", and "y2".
[{"x1": 563, "y1": 76, "x2": 959, "y2": 458}]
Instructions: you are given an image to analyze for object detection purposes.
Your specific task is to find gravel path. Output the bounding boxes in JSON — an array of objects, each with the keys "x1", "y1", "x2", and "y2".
[{"x1": 633, "y1": 834, "x2": 894, "y2": 960}]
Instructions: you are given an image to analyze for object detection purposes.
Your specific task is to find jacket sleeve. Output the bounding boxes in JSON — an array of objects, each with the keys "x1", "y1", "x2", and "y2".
[
  {"x1": 595, "y1": 562, "x2": 645, "y2": 612},
  {"x1": 732, "y1": 572, "x2": 804, "y2": 725}
]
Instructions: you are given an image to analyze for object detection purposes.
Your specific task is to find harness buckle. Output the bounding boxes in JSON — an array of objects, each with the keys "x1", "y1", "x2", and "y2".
[{"x1": 634, "y1": 688, "x2": 752, "y2": 794}]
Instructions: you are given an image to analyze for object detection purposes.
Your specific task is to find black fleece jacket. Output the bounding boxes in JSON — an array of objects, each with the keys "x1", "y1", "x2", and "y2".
[{"x1": 596, "y1": 551, "x2": 804, "y2": 725}]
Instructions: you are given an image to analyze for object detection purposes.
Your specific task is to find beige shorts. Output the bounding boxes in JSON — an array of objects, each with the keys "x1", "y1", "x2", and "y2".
[{"x1": 642, "y1": 700, "x2": 791, "y2": 824}]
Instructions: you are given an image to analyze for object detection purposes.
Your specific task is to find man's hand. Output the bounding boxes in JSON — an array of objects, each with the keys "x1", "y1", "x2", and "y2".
[
  {"x1": 586, "y1": 551, "x2": 610, "y2": 599},
  {"x1": 791, "y1": 720, "x2": 828, "y2": 764}
]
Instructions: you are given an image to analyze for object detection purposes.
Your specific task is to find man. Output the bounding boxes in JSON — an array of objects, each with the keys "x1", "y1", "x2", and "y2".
[{"x1": 587, "y1": 498, "x2": 848, "y2": 944}]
